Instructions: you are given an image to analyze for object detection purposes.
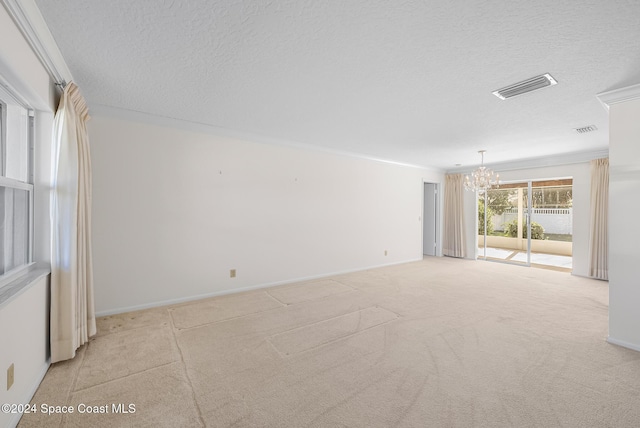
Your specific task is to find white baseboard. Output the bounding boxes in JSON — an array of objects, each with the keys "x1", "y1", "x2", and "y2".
[
  {"x1": 8, "y1": 360, "x2": 50, "y2": 428},
  {"x1": 96, "y1": 258, "x2": 424, "y2": 317},
  {"x1": 607, "y1": 336, "x2": 640, "y2": 353}
]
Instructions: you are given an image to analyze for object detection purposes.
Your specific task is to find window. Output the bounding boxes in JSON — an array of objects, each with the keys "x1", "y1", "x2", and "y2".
[{"x1": 0, "y1": 82, "x2": 34, "y2": 286}]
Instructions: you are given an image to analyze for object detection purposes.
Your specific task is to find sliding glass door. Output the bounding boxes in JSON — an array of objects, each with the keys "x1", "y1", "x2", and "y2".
[{"x1": 478, "y1": 179, "x2": 573, "y2": 270}]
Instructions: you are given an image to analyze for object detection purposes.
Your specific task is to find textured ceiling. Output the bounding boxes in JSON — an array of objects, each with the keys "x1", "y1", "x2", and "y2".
[{"x1": 34, "y1": 0, "x2": 640, "y2": 170}]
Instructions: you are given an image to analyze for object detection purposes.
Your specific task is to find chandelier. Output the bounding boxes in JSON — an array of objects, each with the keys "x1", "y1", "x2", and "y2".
[{"x1": 464, "y1": 150, "x2": 499, "y2": 193}]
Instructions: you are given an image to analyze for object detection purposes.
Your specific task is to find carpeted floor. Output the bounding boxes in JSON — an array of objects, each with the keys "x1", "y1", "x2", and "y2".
[{"x1": 18, "y1": 257, "x2": 640, "y2": 427}]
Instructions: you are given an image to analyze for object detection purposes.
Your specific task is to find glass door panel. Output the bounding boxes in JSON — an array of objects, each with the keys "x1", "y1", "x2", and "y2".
[
  {"x1": 478, "y1": 182, "x2": 530, "y2": 266},
  {"x1": 526, "y1": 181, "x2": 573, "y2": 270}
]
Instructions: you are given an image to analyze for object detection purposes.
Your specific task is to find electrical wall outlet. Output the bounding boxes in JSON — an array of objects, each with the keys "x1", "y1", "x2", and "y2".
[
  {"x1": 230, "y1": 269, "x2": 236, "y2": 278},
  {"x1": 7, "y1": 363, "x2": 14, "y2": 390},
  {"x1": 384, "y1": 250, "x2": 388, "y2": 256}
]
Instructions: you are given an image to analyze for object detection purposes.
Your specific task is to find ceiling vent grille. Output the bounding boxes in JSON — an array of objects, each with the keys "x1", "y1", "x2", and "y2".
[
  {"x1": 493, "y1": 73, "x2": 558, "y2": 100},
  {"x1": 575, "y1": 125, "x2": 597, "y2": 134}
]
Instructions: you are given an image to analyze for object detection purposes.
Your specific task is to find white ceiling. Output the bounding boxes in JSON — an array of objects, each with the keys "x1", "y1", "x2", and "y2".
[{"x1": 33, "y1": 0, "x2": 640, "y2": 170}]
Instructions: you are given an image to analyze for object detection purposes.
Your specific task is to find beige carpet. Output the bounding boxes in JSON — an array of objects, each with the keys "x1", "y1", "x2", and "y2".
[{"x1": 18, "y1": 257, "x2": 640, "y2": 427}]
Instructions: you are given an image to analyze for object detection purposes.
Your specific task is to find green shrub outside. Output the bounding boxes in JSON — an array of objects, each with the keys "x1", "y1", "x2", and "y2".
[{"x1": 504, "y1": 219, "x2": 545, "y2": 240}]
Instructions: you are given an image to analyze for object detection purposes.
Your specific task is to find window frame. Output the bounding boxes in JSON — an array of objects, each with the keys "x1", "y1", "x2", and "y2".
[{"x1": 0, "y1": 85, "x2": 36, "y2": 289}]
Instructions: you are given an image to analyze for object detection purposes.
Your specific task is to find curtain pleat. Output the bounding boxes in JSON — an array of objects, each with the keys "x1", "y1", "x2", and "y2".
[
  {"x1": 50, "y1": 82, "x2": 96, "y2": 363},
  {"x1": 443, "y1": 174, "x2": 466, "y2": 258},
  {"x1": 589, "y1": 158, "x2": 608, "y2": 280}
]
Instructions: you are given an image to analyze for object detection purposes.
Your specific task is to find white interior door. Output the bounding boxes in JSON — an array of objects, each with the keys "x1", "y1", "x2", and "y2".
[{"x1": 423, "y1": 183, "x2": 437, "y2": 256}]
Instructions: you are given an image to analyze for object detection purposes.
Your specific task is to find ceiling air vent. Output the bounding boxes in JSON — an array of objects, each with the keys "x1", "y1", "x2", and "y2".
[
  {"x1": 493, "y1": 73, "x2": 558, "y2": 100},
  {"x1": 575, "y1": 125, "x2": 597, "y2": 134}
]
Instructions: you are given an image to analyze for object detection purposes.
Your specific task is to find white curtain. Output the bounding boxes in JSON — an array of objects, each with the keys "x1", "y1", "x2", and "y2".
[
  {"x1": 589, "y1": 158, "x2": 608, "y2": 280},
  {"x1": 50, "y1": 82, "x2": 96, "y2": 363},
  {"x1": 443, "y1": 173, "x2": 466, "y2": 258}
]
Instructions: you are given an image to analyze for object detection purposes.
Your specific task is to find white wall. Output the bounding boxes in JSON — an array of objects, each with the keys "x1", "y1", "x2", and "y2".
[
  {"x1": 461, "y1": 162, "x2": 592, "y2": 277},
  {"x1": 608, "y1": 97, "x2": 640, "y2": 351},
  {"x1": 89, "y1": 114, "x2": 443, "y2": 314},
  {"x1": 0, "y1": 6, "x2": 55, "y2": 427},
  {"x1": 0, "y1": 274, "x2": 49, "y2": 428}
]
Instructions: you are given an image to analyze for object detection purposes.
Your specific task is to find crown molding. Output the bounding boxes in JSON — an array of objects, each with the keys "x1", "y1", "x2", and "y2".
[
  {"x1": 1, "y1": 0, "x2": 72, "y2": 85},
  {"x1": 597, "y1": 83, "x2": 640, "y2": 111}
]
